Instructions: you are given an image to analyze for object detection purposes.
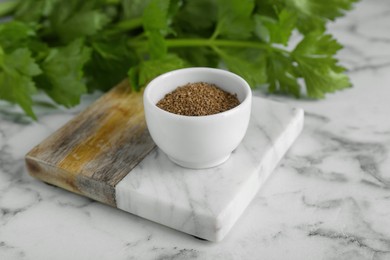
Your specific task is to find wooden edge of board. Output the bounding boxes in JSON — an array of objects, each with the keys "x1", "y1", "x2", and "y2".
[{"x1": 25, "y1": 79, "x2": 156, "y2": 207}]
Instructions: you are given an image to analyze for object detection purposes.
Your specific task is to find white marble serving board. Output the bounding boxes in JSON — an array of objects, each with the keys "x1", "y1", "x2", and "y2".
[{"x1": 116, "y1": 97, "x2": 304, "y2": 241}]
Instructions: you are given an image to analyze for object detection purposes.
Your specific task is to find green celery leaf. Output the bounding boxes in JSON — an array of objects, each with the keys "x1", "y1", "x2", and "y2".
[
  {"x1": 27, "y1": 40, "x2": 50, "y2": 61},
  {"x1": 254, "y1": 0, "x2": 281, "y2": 18},
  {"x1": 292, "y1": 32, "x2": 351, "y2": 98},
  {"x1": 266, "y1": 52, "x2": 300, "y2": 97},
  {"x1": 0, "y1": 21, "x2": 49, "y2": 68},
  {"x1": 167, "y1": 0, "x2": 182, "y2": 22},
  {"x1": 253, "y1": 15, "x2": 270, "y2": 42},
  {"x1": 45, "y1": 0, "x2": 111, "y2": 43},
  {"x1": 296, "y1": 16, "x2": 325, "y2": 34},
  {"x1": 85, "y1": 36, "x2": 138, "y2": 91},
  {"x1": 53, "y1": 10, "x2": 111, "y2": 43},
  {"x1": 48, "y1": 0, "x2": 108, "y2": 23},
  {"x1": 0, "y1": 0, "x2": 18, "y2": 17},
  {"x1": 172, "y1": 0, "x2": 218, "y2": 37},
  {"x1": 142, "y1": 0, "x2": 170, "y2": 59},
  {"x1": 14, "y1": 0, "x2": 60, "y2": 22},
  {"x1": 0, "y1": 21, "x2": 35, "y2": 51},
  {"x1": 254, "y1": 9, "x2": 297, "y2": 45},
  {"x1": 173, "y1": 47, "x2": 220, "y2": 68},
  {"x1": 0, "y1": 47, "x2": 42, "y2": 119},
  {"x1": 143, "y1": 0, "x2": 170, "y2": 34},
  {"x1": 285, "y1": 0, "x2": 358, "y2": 33},
  {"x1": 294, "y1": 31, "x2": 342, "y2": 56},
  {"x1": 288, "y1": 0, "x2": 358, "y2": 20},
  {"x1": 216, "y1": 48, "x2": 267, "y2": 88},
  {"x1": 35, "y1": 39, "x2": 91, "y2": 107},
  {"x1": 128, "y1": 54, "x2": 187, "y2": 91},
  {"x1": 148, "y1": 32, "x2": 167, "y2": 59},
  {"x1": 122, "y1": 0, "x2": 151, "y2": 19},
  {"x1": 123, "y1": 0, "x2": 180, "y2": 21},
  {"x1": 215, "y1": 0, "x2": 255, "y2": 40}
]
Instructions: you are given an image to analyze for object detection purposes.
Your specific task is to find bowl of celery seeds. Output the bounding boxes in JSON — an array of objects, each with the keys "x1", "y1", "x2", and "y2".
[{"x1": 143, "y1": 67, "x2": 252, "y2": 169}]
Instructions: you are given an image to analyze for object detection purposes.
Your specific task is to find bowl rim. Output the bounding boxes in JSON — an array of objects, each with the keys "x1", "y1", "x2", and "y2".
[{"x1": 143, "y1": 67, "x2": 252, "y2": 120}]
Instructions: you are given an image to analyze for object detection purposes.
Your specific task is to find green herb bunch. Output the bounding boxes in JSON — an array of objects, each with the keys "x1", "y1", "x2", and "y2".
[{"x1": 0, "y1": 0, "x2": 357, "y2": 119}]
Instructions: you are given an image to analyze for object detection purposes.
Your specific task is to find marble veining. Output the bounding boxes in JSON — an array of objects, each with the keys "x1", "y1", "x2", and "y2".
[
  {"x1": 115, "y1": 97, "x2": 303, "y2": 241},
  {"x1": 1, "y1": 0, "x2": 390, "y2": 259}
]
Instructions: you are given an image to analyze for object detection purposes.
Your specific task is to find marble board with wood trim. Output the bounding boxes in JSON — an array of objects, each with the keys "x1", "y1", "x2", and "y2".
[{"x1": 25, "y1": 80, "x2": 304, "y2": 242}]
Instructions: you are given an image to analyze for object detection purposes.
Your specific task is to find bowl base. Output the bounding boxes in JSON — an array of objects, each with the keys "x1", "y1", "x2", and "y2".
[{"x1": 168, "y1": 154, "x2": 231, "y2": 169}]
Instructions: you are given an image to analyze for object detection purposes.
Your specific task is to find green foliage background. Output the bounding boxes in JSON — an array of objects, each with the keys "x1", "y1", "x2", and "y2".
[{"x1": 0, "y1": 0, "x2": 358, "y2": 119}]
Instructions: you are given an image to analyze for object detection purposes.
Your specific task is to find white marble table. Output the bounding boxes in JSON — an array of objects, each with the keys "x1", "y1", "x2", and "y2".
[{"x1": 1, "y1": 0, "x2": 390, "y2": 259}]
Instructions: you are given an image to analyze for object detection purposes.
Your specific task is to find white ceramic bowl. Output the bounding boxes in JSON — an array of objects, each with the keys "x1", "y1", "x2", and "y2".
[{"x1": 143, "y1": 67, "x2": 252, "y2": 169}]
